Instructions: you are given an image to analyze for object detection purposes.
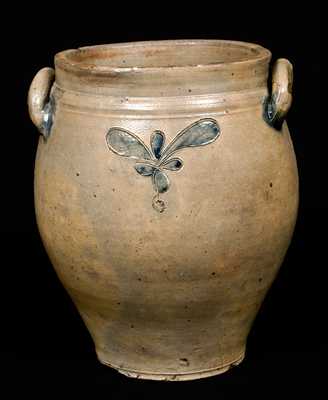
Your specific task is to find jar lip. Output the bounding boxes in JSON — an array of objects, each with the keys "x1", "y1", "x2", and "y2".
[{"x1": 55, "y1": 39, "x2": 271, "y2": 75}]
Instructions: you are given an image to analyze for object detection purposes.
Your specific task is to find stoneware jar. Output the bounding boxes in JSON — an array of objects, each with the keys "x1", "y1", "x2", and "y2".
[{"x1": 28, "y1": 40, "x2": 298, "y2": 380}]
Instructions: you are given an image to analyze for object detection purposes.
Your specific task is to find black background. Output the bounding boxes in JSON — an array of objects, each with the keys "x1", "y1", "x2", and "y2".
[{"x1": 1, "y1": 5, "x2": 326, "y2": 394}]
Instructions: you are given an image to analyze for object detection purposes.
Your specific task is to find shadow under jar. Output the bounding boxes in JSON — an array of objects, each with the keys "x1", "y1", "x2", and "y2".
[{"x1": 28, "y1": 40, "x2": 298, "y2": 381}]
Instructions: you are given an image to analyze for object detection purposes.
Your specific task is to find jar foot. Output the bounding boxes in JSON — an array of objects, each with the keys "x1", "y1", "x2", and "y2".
[{"x1": 98, "y1": 352, "x2": 245, "y2": 381}]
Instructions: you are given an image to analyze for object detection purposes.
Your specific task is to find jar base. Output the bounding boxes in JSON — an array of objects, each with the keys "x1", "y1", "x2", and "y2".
[{"x1": 98, "y1": 352, "x2": 245, "y2": 381}]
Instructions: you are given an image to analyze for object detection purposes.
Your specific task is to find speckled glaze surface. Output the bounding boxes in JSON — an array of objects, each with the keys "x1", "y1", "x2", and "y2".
[{"x1": 28, "y1": 40, "x2": 298, "y2": 381}]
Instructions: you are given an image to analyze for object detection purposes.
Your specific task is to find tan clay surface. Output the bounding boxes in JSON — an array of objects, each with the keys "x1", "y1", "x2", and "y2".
[{"x1": 28, "y1": 40, "x2": 298, "y2": 380}]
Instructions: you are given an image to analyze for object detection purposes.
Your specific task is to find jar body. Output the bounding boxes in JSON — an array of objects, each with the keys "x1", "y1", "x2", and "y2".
[{"x1": 34, "y1": 93, "x2": 297, "y2": 380}]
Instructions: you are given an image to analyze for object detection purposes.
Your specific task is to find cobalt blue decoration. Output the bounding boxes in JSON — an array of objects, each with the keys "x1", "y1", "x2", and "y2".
[{"x1": 106, "y1": 118, "x2": 220, "y2": 196}]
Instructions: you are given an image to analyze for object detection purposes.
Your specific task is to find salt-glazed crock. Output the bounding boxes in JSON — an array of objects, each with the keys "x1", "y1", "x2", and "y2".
[{"x1": 28, "y1": 40, "x2": 298, "y2": 380}]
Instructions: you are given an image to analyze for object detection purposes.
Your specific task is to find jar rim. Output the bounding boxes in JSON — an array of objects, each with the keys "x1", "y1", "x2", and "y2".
[{"x1": 55, "y1": 39, "x2": 271, "y2": 75}]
